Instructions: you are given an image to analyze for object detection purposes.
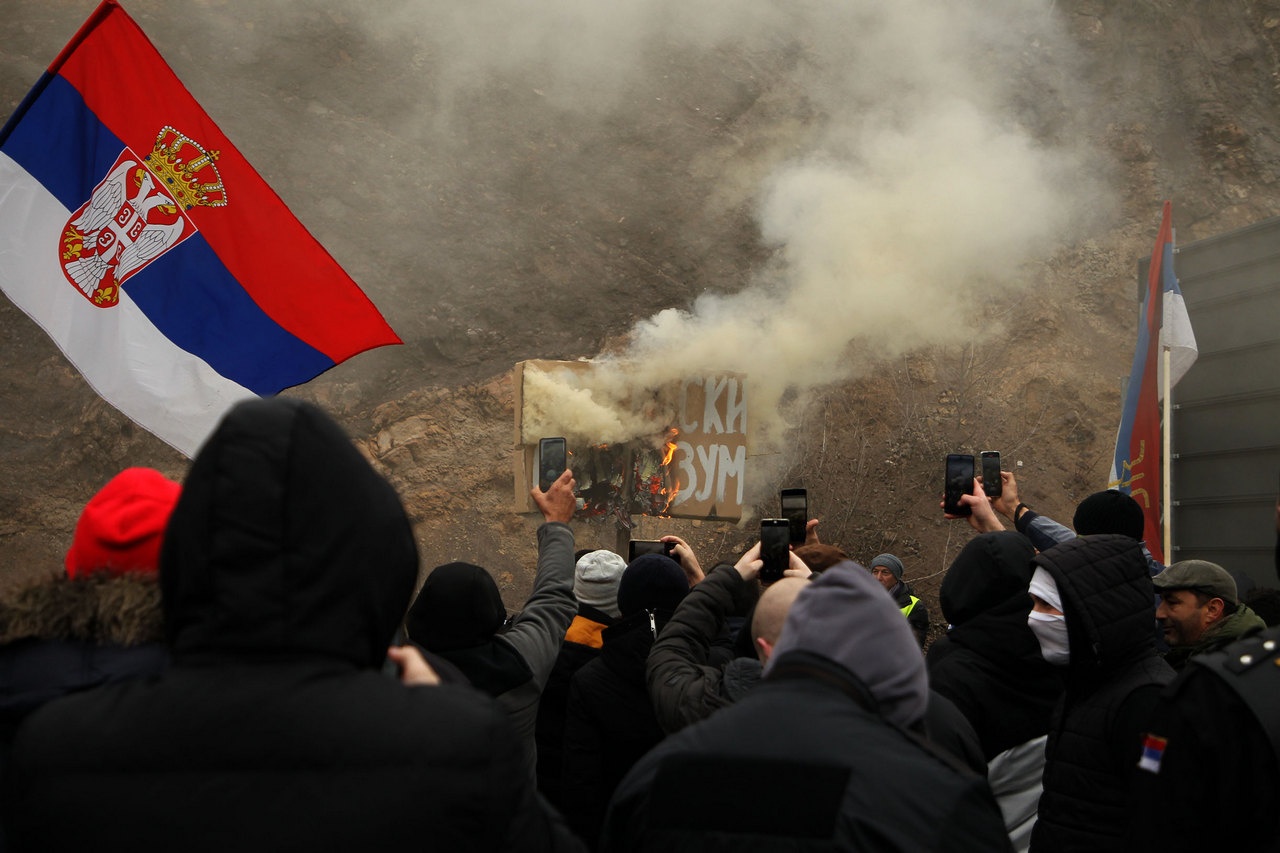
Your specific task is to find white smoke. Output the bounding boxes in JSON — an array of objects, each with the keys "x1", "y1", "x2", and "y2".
[
  {"x1": 519, "y1": 361, "x2": 662, "y2": 446},
  {"x1": 467, "y1": 0, "x2": 1112, "y2": 472}
]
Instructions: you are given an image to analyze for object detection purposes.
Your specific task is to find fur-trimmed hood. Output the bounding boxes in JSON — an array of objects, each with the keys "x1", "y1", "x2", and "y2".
[{"x1": 0, "y1": 572, "x2": 163, "y2": 647}]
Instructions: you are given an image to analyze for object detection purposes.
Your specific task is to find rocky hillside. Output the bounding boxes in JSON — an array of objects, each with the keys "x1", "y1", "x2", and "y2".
[{"x1": 3, "y1": 1, "x2": 1279, "y2": 624}]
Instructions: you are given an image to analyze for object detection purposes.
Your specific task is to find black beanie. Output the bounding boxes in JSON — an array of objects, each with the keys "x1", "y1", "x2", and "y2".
[
  {"x1": 1072, "y1": 490, "x2": 1146, "y2": 541},
  {"x1": 405, "y1": 562, "x2": 506, "y2": 652},
  {"x1": 617, "y1": 554, "x2": 689, "y2": 617}
]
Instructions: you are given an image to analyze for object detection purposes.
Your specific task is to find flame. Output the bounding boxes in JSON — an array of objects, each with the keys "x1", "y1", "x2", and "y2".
[
  {"x1": 660, "y1": 428, "x2": 679, "y2": 466},
  {"x1": 658, "y1": 428, "x2": 681, "y2": 513}
]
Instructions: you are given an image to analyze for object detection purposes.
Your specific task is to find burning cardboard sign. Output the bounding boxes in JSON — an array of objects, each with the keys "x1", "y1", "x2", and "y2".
[{"x1": 513, "y1": 360, "x2": 746, "y2": 521}]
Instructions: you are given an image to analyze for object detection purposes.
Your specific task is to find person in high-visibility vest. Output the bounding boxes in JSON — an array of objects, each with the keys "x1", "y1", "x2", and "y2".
[{"x1": 869, "y1": 553, "x2": 930, "y2": 648}]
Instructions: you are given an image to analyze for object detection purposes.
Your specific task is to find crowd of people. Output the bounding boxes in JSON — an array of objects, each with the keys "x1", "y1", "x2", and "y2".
[{"x1": 1, "y1": 397, "x2": 1277, "y2": 851}]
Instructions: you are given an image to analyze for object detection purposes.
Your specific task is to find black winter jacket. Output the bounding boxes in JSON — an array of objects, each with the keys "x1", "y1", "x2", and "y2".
[
  {"x1": 927, "y1": 532, "x2": 1063, "y2": 761},
  {"x1": 603, "y1": 652, "x2": 1011, "y2": 852},
  {"x1": 562, "y1": 612, "x2": 668, "y2": 848},
  {"x1": 645, "y1": 564, "x2": 755, "y2": 734},
  {"x1": 1128, "y1": 625, "x2": 1280, "y2": 852},
  {"x1": 536, "y1": 605, "x2": 613, "y2": 808},
  {"x1": 407, "y1": 521, "x2": 579, "y2": 785},
  {"x1": 1028, "y1": 535, "x2": 1175, "y2": 853},
  {"x1": 0, "y1": 573, "x2": 167, "y2": 750},
  {"x1": 644, "y1": 566, "x2": 986, "y2": 775},
  {"x1": 1, "y1": 399, "x2": 580, "y2": 853}
]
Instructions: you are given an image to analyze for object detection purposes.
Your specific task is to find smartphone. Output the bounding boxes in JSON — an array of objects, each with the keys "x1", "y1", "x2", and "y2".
[
  {"x1": 629, "y1": 539, "x2": 675, "y2": 562},
  {"x1": 980, "y1": 451, "x2": 1002, "y2": 498},
  {"x1": 780, "y1": 488, "x2": 808, "y2": 545},
  {"x1": 944, "y1": 454, "x2": 976, "y2": 517},
  {"x1": 538, "y1": 437, "x2": 567, "y2": 492},
  {"x1": 760, "y1": 518, "x2": 791, "y2": 583},
  {"x1": 381, "y1": 626, "x2": 406, "y2": 680}
]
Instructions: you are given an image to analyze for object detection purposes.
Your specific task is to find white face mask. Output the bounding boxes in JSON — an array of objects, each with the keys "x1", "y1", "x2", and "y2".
[{"x1": 1028, "y1": 609, "x2": 1070, "y2": 665}]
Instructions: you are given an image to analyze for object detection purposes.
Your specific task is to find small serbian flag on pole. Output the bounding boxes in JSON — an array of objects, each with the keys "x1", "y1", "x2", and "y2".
[
  {"x1": 1108, "y1": 201, "x2": 1198, "y2": 564},
  {"x1": 0, "y1": 0, "x2": 400, "y2": 456}
]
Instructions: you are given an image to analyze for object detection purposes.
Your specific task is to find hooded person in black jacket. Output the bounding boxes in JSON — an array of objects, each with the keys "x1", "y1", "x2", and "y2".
[
  {"x1": 645, "y1": 542, "x2": 986, "y2": 777},
  {"x1": 927, "y1": 531, "x2": 1063, "y2": 851},
  {"x1": 602, "y1": 560, "x2": 1010, "y2": 852},
  {"x1": 1, "y1": 398, "x2": 581, "y2": 853},
  {"x1": 561, "y1": 554, "x2": 691, "y2": 848},
  {"x1": 1026, "y1": 534, "x2": 1174, "y2": 853},
  {"x1": 405, "y1": 468, "x2": 579, "y2": 785}
]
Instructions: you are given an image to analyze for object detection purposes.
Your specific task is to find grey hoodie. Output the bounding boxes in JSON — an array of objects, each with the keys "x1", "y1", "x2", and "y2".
[{"x1": 765, "y1": 559, "x2": 929, "y2": 729}]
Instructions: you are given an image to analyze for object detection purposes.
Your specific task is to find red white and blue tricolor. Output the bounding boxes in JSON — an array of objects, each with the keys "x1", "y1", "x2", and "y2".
[
  {"x1": 1137, "y1": 733, "x2": 1168, "y2": 774},
  {"x1": 1108, "y1": 201, "x2": 1198, "y2": 564},
  {"x1": 0, "y1": 0, "x2": 400, "y2": 455}
]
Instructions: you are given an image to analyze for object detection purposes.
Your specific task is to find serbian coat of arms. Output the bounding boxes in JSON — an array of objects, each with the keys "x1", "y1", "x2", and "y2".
[{"x1": 60, "y1": 126, "x2": 226, "y2": 308}]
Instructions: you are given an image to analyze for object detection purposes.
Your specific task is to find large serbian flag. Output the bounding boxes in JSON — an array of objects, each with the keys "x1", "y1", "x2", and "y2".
[
  {"x1": 1108, "y1": 201, "x2": 1198, "y2": 564},
  {"x1": 0, "y1": 1, "x2": 400, "y2": 456}
]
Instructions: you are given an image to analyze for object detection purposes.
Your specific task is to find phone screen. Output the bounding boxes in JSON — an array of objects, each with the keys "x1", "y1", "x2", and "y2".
[
  {"x1": 944, "y1": 454, "x2": 976, "y2": 517},
  {"x1": 760, "y1": 519, "x2": 791, "y2": 583},
  {"x1": 980, "y1": 451, "x2": 1002, "y2": 498},
  {"x1": 780, "y1": 488, "x2": 808, "y2": 545},
  {"x1": 628, "y1": 540, "x2": 672, "y2": 562},
  {"x1": 538, "y1": 437, "x2": 567, "y2": 492}
]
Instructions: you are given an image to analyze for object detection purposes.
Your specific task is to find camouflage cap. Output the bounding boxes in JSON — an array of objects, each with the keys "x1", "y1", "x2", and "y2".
[{"x1": 1152, "y1": 560, "x2": 1238, "y2": 605}]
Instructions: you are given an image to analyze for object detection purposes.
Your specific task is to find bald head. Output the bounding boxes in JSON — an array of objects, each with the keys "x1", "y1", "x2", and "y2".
[{"x1": 751, "y1": 577, "x2": 808, "y2": 662}]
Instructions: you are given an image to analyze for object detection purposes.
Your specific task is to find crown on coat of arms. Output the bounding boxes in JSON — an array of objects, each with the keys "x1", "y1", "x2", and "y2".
[{"x1": 144, "y1": 126, "x2": 228, "y2": 209}]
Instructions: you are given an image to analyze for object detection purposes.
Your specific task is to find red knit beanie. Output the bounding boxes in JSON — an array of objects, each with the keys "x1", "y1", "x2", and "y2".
[{"x1": 64, "y1": 467, "x2": 182, "y2": 579}]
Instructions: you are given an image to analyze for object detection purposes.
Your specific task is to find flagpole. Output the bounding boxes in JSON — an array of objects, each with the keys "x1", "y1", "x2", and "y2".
[
  {"x1": 1162, "y1": 224, "x2": 1177, "y2": 565},
  {"x1": 1163, "y1": 345, "x2": 1172, "y2": 563}
]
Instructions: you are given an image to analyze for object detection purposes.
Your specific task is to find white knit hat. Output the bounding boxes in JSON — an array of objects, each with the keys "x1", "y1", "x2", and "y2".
[{"x1": 574, "y1": 550, "x2": 626, "y2": 618}]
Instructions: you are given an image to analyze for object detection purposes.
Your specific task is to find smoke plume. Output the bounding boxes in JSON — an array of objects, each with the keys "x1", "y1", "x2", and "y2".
[{"x1": 468, "y1": 0, "x2": 1113, "y2": 482}]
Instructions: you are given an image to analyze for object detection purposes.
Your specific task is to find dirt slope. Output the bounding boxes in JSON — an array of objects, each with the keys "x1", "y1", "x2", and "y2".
[{"x1": 2, "y1": 1, "x2": 1279, "y2": 623}]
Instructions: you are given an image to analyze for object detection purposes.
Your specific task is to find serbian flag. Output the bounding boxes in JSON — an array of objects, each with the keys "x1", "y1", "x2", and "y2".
[
  {"x1": 1108, "y1": 201, "x2": 1198, "y2": 563},
  {"x1": 0, "y1": 1, "x2": 400, "y2": 456}
]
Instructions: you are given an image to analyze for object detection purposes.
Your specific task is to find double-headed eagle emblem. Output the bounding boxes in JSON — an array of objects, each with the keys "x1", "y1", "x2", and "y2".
[{"x1": 60, "y1": 126, "x2": 226, "y2": 307}]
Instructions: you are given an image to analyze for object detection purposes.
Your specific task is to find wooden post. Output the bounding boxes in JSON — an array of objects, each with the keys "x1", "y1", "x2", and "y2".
[{"x1": 615, "y1": 445, "x2": 636, "y2": 558}]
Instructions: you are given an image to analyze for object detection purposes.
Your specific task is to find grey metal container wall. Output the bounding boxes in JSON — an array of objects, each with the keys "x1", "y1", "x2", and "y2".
[{"x1": 1160, "y1": 216, "x2": 1280, "y2": 588}]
